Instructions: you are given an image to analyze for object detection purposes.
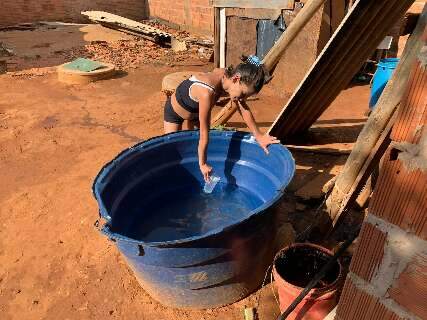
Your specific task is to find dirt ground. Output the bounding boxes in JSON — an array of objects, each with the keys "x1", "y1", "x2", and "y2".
[{"x1": 0, "y1": 24, "x2": 370, "y2": 320}]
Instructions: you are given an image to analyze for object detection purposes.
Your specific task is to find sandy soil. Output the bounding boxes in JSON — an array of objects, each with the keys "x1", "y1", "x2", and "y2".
[{"x1": 0, "y1": 24, "x2": 370, "y2": 320}]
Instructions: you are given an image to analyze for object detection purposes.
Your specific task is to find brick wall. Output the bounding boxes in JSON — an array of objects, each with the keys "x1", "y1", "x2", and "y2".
[
  {"x1": 0, "y1": 0, "x2": 149, "y2": 27},
  {"x1": 0, "y1": 0, "x2": 214, "y2": 34},
  {"x1": 147, "y1": 0, "x2": 214, "y2": 34},
  {"x1": 335, "y1": 27, "x2": 427, "y2": 320}
]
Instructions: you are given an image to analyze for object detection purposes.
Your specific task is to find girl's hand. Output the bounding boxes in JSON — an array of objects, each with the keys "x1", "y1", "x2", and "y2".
[
  {"x1": 200, "y1": 163, "x2": 213, "y2": 182},
  {"x1": 255, "y1": 134, "x2": 280, "y2": 154}
]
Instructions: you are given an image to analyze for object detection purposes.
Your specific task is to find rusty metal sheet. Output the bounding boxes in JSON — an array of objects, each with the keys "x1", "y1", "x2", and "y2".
[{"x1": 225, "y1": 16, "x2": 258, "y2": 66}]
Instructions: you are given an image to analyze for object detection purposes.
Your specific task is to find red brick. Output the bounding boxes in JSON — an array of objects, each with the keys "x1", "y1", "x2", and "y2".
[
  {"x1": 388, "y1": 253, "x2": 427, "y2": 320},
  {"x1": 391, "y1": 57, "x2": 427, "y2": 143},
  {"x1": 349, "y1": 222, "x2": 386, "y2": 282},
  {"x1": 337, "y1": 277, "x2": 404, "y2": 320},
  {"x1": 150, "y1": 0, "x2": 213, "y2": 32},
  {"x1": 370, "y1": 152, "x2": 427, "y2": 240},
  {"x1": 0, "y1": 0, "x2": 213, "y2": 34}
]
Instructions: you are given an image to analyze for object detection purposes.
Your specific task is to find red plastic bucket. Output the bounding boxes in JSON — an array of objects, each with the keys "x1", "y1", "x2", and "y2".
[{"x1": 273, "y1": 243, "x2": 343, "y2": 320}]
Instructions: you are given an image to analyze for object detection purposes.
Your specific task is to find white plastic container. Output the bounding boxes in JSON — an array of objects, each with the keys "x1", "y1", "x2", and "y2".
[{"x1": 203, "y1": 176, "x2": 220, "y2": 194}]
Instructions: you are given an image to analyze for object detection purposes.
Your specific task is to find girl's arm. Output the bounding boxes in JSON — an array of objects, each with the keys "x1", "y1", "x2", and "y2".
[
  {"x1": 198, "y1": 92, "x2": 214, "y2": 182},
  {"x1": 237, "y1": 99, "x2": 280, "y2": 154}
]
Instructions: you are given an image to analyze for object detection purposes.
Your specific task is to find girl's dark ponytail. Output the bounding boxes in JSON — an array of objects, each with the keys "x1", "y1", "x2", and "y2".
[
  {"x1": 224, "y1": 65, "x2": 235, "y2": 78},
  {"x1": 224, "y1": 55, "x2": 270, "y2": 92}
]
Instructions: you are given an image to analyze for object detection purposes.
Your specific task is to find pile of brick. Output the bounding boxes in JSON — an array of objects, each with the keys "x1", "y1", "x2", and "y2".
[
  {"x1": 61, "y1": 36, "x2": 212, "y2": 70},
  {"x1": 148, "y1": 0, "x2": 214, "y2": 33}
]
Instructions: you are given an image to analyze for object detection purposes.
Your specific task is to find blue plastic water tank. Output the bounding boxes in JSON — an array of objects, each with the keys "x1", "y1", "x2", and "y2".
[
  {"x1": 369, "y1": 58, "x2": 400, "y2": 109},
  {"x1": 93, "y1": 130, "x2": 295, "y2": 308}
]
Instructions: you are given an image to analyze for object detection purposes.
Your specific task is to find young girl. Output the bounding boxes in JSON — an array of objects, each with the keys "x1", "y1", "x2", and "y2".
[{"x1": 164, "y1": 55, "x2": 280, "y2": 182}]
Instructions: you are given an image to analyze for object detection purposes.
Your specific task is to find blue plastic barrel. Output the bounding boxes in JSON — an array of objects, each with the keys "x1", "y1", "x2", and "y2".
[
  {"x1": 369, "y1": 58, "x2": 400, "y2": 109},
  {"x1": 92, "y1": 130, "x2": 295, "y2": 309}
]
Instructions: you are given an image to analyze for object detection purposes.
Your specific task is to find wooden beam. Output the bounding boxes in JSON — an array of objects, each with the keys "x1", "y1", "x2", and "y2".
[
  {"x1": 214, "y1": 7, "x2": 221, "y2": 68},
  {"x1": 211, "y1": 101, "x2": 238, "y2": 127},
  {"x1": 210, "y1": 0, "x2": 294, "y2": 10},
  {"x1": 330, "y1": 111, "x2": 397, "y2": 230},
  {"x1": 285, "y1": 144, "x2": 351, "y2": 155},
  {"x1": 99, "y1": 24, "x2": 162, "y2": 43},
  {"x1": 262, "y1": 0, "x2": 327, "y2": 72},
  {"x1": 81, "y1": 11, "x2": 170, "y2": 41},
  {"x1": 219, "y1": 8, "x2": 226, "y2": 68},
  {"x1": 224, "y1": 8, "x2": 282, "y2": 20}
]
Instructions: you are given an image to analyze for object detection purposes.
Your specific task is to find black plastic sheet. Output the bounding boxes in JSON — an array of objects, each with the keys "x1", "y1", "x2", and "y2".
[{"x1": 256, "y1": 14, "x2": 286, "y2": 60}]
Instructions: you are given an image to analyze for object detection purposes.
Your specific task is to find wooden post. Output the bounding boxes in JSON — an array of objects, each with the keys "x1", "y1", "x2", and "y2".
[
  {"x1": 327, "y1": 111, "x2": 397, "y2": 232},
  {"x1": 214, "y1": 7, "x2": 221, "y2": 68},
  {"x1": 219, "y1": 8, "x2": 227, "y2": 68},
  {"x1": 211, "y1": 0, "x2": 327, "y2": 127},
  {"x1": 211, "y1": 100, "x2": 238, "y2": 127},
  {"x1": 325, "y1": 9, "x2": 427, "y2": 222}
]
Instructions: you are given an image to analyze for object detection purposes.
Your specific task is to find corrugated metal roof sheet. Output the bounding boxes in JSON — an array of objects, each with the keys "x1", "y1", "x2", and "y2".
[{"x1": 269, "y1": 0, "x2": 415, "y2": 140}]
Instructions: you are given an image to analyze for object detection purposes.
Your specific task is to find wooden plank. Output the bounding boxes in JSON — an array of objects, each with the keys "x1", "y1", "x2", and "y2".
[
  {"x1": 268, "y1": 0, "x2": 416, "y2": 139},
  {"x1": 224, "y1": 8, "x2": 282, "y2": 20},
  {"x1": 214, "y1": 7, "x2": 221, "y2": 68},
  {"x1": 99, "y1": 24, "x2": 162, "y2": 43},
  {"x1": 270, "y1": 5, "x2": 328, "y2": 96},
  {"x1": 219, "y1": 8, "x2": 226, "y2": 68},
  {"x1": 262, "y1": 0, "x2": 327, "y2": 72},
  {"x1": 211, "y1": 101, "x2": 238, "y2": 127},
  {"x1": 285, "y1": 144, "x2": 351, "y2": 155},
  {"x1": 329, "y1": 111, "x2": 397, "y2": 230},
  {"x1": 210, "y1": 0, "x2": 294, "y2": 10},
  {"x1": 81, "y1": 11, "x2": 170, "y2": 39}
]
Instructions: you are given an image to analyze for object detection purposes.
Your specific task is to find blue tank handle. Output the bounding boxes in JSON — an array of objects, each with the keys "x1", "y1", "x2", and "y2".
[
  {"x1": 100, "y1": 224, "x2": 143, "y2": 244},
  {"x1": 93, "y1": 219, "x2": 141, "y2": 246}
]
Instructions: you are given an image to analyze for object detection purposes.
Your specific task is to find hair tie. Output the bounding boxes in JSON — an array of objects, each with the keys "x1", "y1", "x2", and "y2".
[{"x1": 247, "y1": 55, "x2": 262, "y2": 67}]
